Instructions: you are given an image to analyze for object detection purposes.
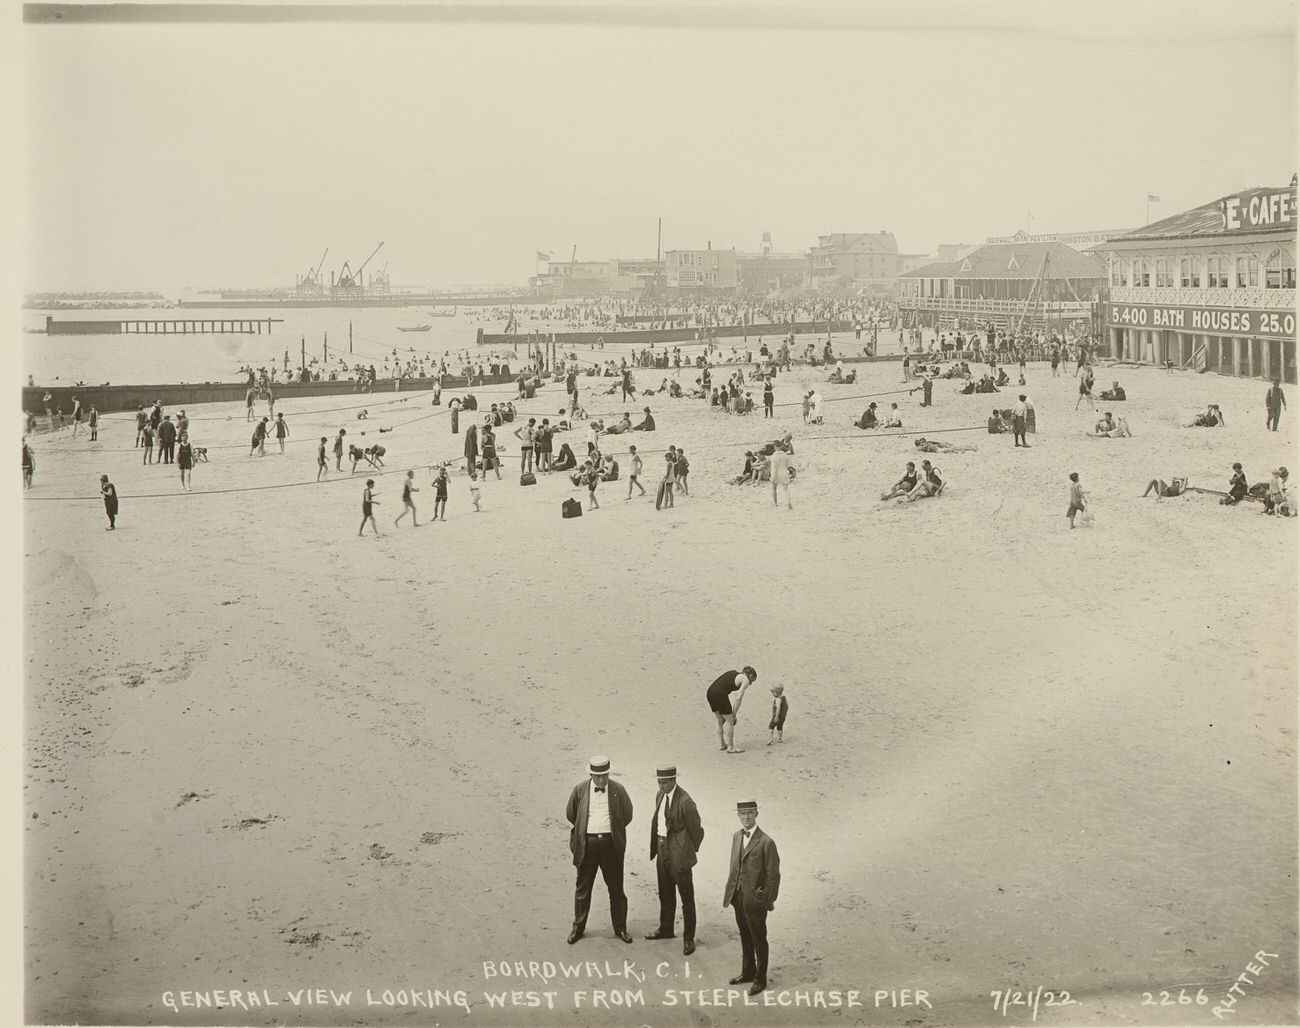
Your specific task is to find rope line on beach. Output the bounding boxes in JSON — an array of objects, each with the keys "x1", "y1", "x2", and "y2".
[{"x1": 22, "y1": 423, "x2": 990, "y2": 502}]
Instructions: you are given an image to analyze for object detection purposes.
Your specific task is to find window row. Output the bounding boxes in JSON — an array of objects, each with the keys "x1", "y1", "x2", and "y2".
[{"x1": 1111, "y1": 251, "x2": 1296, "y2": 289}]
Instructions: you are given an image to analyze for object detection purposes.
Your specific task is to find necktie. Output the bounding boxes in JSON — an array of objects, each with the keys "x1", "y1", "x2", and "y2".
[{"x1": 595, "y1": 787, "x2": 606, "y2": 793}]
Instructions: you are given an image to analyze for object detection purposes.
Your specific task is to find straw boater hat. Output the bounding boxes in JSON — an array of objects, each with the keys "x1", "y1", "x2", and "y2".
[
  {"x1": 656, "y1": 765, "x2": 676, "y2": 781},
  {"x1": 588, "y1": 755, "x2": 611, "y2": 775},
  {"x1": 736, "y1": 800, "x2": 758, "y2": 812}
]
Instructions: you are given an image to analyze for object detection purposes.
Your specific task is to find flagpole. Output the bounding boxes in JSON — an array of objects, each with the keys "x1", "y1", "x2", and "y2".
[{"x1": 1146, "y1": 196, "x2": 1149, "y2": 226}]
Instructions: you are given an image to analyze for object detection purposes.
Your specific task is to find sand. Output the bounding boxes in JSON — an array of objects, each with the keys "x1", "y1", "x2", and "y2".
[{"x1": 22, "y1": 356, "x2": 1297, "y2": 1026}]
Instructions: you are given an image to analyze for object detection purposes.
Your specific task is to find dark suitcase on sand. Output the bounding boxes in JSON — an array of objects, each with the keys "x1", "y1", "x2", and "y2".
[
  {"x1": 521, "y1": 472, "x2": 537, "y2": 486},
  {"x1": 562, "y1": 498, "x2": 582, "y2": 518}
]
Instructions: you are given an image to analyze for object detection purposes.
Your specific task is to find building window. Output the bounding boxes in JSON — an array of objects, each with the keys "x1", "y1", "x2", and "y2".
[
  {"x1": 1265, "y1": 249, "x2": 1296, "y2": 289},
  {"x1": 1133, "y1": 258, "x2": 1150, "y2": 287},
  {"x1": 1206, "y1": 256, "x2": 1229, "y2": 289},
  {"x1": 1235, "y1": 254, "x2": 1259, "y2": 288},
  {"x1": 1155, "y1": 258, "x2": 1173, "y2": 288},
  {"x1": 1180, "y1": 257, "x2": 1201, "y2": 288}
]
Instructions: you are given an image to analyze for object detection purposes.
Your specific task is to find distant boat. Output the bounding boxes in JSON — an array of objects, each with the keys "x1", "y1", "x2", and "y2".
[
  {"x1": 428, "y1": 306, "x2": 457, "y2": 317},
  {"x1": 397, "y1": 324, "x2": 432, "y2": 332}
]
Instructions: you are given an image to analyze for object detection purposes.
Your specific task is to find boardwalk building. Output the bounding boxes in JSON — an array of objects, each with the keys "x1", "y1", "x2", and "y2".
[
  {"x1": 1094, "y1": 178, "x2": 1297, "y2": 382},
  {"x1": 897, "y1": 240, "x2": 1107, "y2": 334}
]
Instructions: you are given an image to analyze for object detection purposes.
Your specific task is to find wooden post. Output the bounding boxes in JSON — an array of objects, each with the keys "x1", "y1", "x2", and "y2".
[
  {"x1": 349, "y1": 321, "x2": 353, "y2": 353},
  {"x1": 301, "y1": 337, "x2": 306, "y2": 377}
]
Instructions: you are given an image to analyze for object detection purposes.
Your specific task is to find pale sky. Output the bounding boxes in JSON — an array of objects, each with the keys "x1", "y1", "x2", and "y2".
[{"x1": 18, "y1": 0, "x2": 1298, "y2": 293}]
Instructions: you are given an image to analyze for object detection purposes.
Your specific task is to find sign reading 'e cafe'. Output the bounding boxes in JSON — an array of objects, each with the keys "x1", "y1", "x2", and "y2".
[{"x1": 1218, "y1": 175, "x2": 1298, "y2": 233}]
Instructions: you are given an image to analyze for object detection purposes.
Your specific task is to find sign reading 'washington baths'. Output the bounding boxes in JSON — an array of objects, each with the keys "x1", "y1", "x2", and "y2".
[{"x1": 1107, "y1": 302, "x2": 1296, "y2": 339}]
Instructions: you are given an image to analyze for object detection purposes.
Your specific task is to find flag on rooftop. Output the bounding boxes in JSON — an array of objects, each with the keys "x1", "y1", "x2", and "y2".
[
  {"x1": 1147, "y1": 194, "x2": 1161, "y2": 202},
  {"x1": 536, "y1": 250, "x2": 552, "y2": 261}
]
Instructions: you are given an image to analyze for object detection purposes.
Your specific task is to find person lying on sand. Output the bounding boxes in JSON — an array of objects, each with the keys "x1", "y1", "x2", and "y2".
[
  {"x1": 602, "y1": 413, "x2": 632, "y2": 435},
  {"x1": 914, "y1": 437, "x2": 977, "y2": 454},
  {"x1": 880, "y1": 462, "x2": 919, "y2": 501},
  {"x1": 1142, "y1": 476, "x2": 1187, "y2": 498},
  {"x1": 1188, "y1": 404, "x2": 1225, "y2": 428}
]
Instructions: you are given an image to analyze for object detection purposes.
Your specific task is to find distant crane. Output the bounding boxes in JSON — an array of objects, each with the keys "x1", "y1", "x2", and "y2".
[
  {"x1": 370, "y1": 260, "x2": 391, "y2": 295},
  {"x1": 334, "y1": 241, "x2": 385, "y2": 295},
  {"x1": 297, "y1": 247, "x2": 329, "y2": 295}
]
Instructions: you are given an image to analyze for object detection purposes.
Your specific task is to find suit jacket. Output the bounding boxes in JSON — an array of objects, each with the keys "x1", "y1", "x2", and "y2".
[
  {"x1": 649, "y1": 788, "x2": 704, "y2": 873},
  {"x1": 722, "y1": 827, "x2": 780, "y2": 911},
  {"x1": 566, "y1": 779, "x2": 633, "y2": 868}
]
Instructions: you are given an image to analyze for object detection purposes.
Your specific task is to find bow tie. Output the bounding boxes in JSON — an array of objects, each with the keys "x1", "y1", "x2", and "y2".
[{"x1": 594, "y1": 787, "x2": 606, "y2": 793}]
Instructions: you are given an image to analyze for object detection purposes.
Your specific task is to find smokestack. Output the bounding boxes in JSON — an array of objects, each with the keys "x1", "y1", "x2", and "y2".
[{"x1": 707, "y1": 241, "x2": 711, "y2": 250}]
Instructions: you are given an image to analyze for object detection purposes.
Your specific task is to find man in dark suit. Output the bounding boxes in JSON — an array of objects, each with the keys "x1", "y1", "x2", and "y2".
[
  {"x1": 722, "y1": 800, "x2": 780, "y2": 995},
  {"x1": 644, "y1": 764, "x2": 704, "y2": 955},
  {"x1": 565, "y1": 755, "x2": 634, "y2": 945}
]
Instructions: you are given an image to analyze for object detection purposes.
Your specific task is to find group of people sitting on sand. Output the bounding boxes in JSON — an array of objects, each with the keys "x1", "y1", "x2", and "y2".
[
  {"x1": 569, "y1": 448, "x2": 620, "y2": 487},
  {"x1": 958, "y1": 371, "x2": 1008, "y2": 394},
  {"x1": 593, "y1": 408, "x2": 657, "y2": 437},
  {"x1": 730, "y1": 435, "x2": 796, "y2": 485},
  {"x1": 880, "y1": 459, "x2": 945, "y2": 503},
  {"x1": 1141, "y1": 463, "x2": 1292, "y2": 516},
  {"x1": 853, "y1": 402, "x2": 902, "y2": 430},
  {"x1": 1098, "y1": 380, "x2": 1127, "y2": 401},
  {"x1": 826, "y1": 361, "x2": 858, "y2": 385},
  {"x1": 1092, "y1": 411, "x2": 1133, "y2": 438}
]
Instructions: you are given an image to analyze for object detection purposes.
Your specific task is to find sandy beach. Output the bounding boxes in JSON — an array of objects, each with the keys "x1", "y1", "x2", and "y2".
[{"x1": 23, "y1": 356, "x2": 1297, "y2": 1026}]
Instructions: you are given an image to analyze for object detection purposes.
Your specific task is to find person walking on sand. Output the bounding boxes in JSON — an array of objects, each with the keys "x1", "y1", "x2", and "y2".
[
  {"x1": 1067, "y1": 471, "x2": 1086, "y2": 528},
  {"x1": 515, "y1": 417, "x2": 536, "y2": 474},
  {"x1": 763, "y1": 378, "x2": 774, "y2": 418},
  {"x1": 395, "y1": 469, "x2": 420, "y2": 527},
  {"x1": 1075, "y1": 366, "x2": 1096, "y2": 411},
  {"x1": 481, "y1": 424, "x2": 502, "y2": 480},
  {"x1": 1012, "y1": 394, "x2": 1030, "y2": 448},
  {"x1": 627, "y1": 444, "x2": 647, "y2": 499},
  {"x1": 246, "y1": 385, "x2": 256, "y2": 422},
  {"x1": 177, "y1": 433, "x2": 194, "y2": 491},
  {"x1": 767, "y1": 685, "x2": 789, "y2": 745},
  {"x1": 141, "y1": 423, "x2": 154, "y2": 465},
  {"x1": 358, "y1": 479, "x2": 380, "y2": 536},
  {"x1": 317, "y1": 437, "x2": 329, "y2": 481},
  {"x1": 70, "y1": 397, "x2": 83, "y2": 437},
  {"x1": 769, "y1": 444, "x2": 792, "y2": 510},
  {"x1": 1266, "y1": 379, "x2": 1287, "y2": 431},
  {"x1": 135, "y1": 405, "x2": 147, "y2": 447},
  {"x1": 274, "y1": 412, "x2": 289, "y2": 453},
  {"x1": 433, "y1": 465, "x2": 449, "y2": 521},
  {"x1": 706, "y1": 666, "x2": 757, "y2": 754},
  {"x1": 250, "y1": 416, "x2": 269, "y2": 457},
  {"x1": 333, "y1": 429, "x2": 347, "y2": 471},
  {"x1": 100, "y1": 474, "x2": 118, "y2": 530},
  {"x1": 88, "y1": 406, "x2": 99, "y2": 442}
]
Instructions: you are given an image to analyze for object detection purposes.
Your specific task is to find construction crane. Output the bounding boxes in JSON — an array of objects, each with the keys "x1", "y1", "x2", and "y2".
[
  {"x1": 296, "y1": 247, "x2": 330, "y2": 295},
  {"x1": 334, "y1": 241, "x2": 385, "y2": 295},
  {"x1": 370, "y1": 260, "x2": 391, "y2": 295}
]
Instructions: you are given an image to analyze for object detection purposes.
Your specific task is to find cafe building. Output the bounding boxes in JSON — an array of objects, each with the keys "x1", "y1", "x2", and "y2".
[{"x1": 1095, "y1": 177, "x2": 1296, "y2": 383}]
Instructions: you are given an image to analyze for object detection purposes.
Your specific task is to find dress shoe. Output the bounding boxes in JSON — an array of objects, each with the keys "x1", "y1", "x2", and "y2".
[
  {"x1": 728, "y1": 974, "x2": 754, "y2": 985},
  {"x1": 682, "y1": 937, "x2": 696, "y2": 956},
  {"x1": 615, "y1": 930, "x2": 634, "y2": 944},
  {"x1": 645, "y1": 930, "x2": 675, "y2": 940},
  {"x1": 566, "y1": 929, "x2": 583, "y2": 945},
  {"x1": 749, "y1": 980, "x2": 767, "y2": 996}
]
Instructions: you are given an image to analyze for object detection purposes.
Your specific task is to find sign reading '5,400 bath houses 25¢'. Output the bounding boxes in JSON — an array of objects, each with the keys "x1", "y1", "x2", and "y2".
[{"x1": 1107, "y1": 303, "x2": 1295, "y2": 339}]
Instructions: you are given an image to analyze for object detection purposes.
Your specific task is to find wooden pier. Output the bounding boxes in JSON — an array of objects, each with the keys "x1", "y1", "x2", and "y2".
[{"x1": 44, "y1": 315, "x2": 283, "y2": 336}]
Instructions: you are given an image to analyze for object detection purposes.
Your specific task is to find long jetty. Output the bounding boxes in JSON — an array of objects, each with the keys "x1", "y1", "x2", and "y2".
[{"x1": 45, "y1": 316, "x2": 283, "y2": 336}]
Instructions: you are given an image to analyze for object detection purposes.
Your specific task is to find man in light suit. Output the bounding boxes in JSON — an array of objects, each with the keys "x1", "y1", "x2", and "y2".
[
  {"x1": 722, "y1": 799, "x2": 780, "y2": 995},
  {"x1": 644, "y1": 764, "x2": 704, "y2": 955},
  {"x1": 565, "y1": 755, "x2": 634, "y2": 945}
]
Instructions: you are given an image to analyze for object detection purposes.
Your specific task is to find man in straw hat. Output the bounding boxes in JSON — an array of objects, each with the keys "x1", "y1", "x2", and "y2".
[
  {"x1": 564, "y1": 756, "x2": 634, "y2": 945},
  {"x1": 645, "y1": 765, "x2": 704, "y2": 956},
  {"x1": 723, "y1": 800, "x2": 780, "y2": 995}
]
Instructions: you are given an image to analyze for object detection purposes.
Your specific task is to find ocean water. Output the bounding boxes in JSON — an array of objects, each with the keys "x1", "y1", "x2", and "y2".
[
  {"x1": 24, "y1": 303, "x2": 905, "y2": 386},
  {"x1": 24, "y1": 305, "x2": 571, "y2": 386}
]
